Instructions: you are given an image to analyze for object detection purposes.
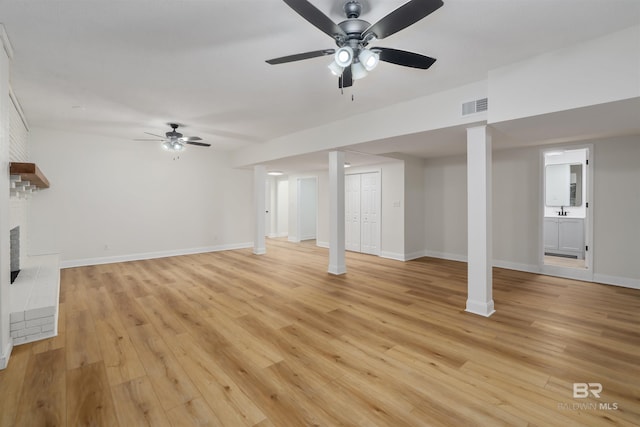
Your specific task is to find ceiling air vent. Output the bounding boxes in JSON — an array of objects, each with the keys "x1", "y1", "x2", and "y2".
[{"x1": 462, "y1": 98, "x2": 488, "y2": 116}]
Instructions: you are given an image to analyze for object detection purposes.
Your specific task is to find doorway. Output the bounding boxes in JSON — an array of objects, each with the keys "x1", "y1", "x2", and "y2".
[
  {"x1": 345, "y1": 172, "x2": 380, "y2": 255},
  {"x1": 541, "y1": 146, "x2": 593, "y2": 281}
]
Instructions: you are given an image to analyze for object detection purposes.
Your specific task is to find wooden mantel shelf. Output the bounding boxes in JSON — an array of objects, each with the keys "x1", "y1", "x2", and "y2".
[{"x1": 9, "y1": 162, "x2": 50, "y2": 189}]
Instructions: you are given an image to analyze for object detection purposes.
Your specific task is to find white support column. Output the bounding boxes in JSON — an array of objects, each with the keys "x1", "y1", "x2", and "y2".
[
  {"x1": 253, "y1": 165, "x2": 266, "y2": 255},
  {"x1": 466, "y1": 125, "x2": 495, "y2": 317},
  {"x1": 328, "y1": 151, "x2": 346, "y2": 275}
]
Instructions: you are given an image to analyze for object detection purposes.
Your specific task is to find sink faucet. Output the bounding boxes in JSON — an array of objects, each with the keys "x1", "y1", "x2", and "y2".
[{"x1": 558, "y1": 206, "x2": 568, "y2": 216}]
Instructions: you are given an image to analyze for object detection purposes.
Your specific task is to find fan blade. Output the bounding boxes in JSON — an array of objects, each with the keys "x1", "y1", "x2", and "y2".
[
  {"x1": 362, "y1": 0, "x2": 443, "y2": 40},
  {"x1": 282, "y1": 0, "x2": 347, "y2": 40},
  {"x1": 185, "y1": 141, "x2": 211, "y2": 147},
  {"x1": 144, "y1": 132, "x2": 166, "y2": 138},
  {"x1": 339, "y1": 66, "x2": 353, "y2": 88},
  {"x1": 374, "y1": 47, "x2": 436, "y2": 69},
  {"x1": 266, "y1": 49, "x2": 335, "y2": 65},
  {"x1": 181, "y1": 136, "x2": 203, "y2": 142}
]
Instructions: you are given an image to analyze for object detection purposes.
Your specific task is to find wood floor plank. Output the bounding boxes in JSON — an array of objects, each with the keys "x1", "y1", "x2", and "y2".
[
  {"x1": 66, "y1": 309, "x2": 102, "y2": 370},
  {"x1": 2, "y1": 239, "x2": 639, "y2": 426},
  {"x1": 66, "y1": 361, "x2": 118, "y2": 427},
  {"x1": 94, "y1": 314, "x2": 146, "y2": 386},
  {"x1": 0, "y1": 345, "x2": 44, "y2": 426},
  {"x1": 110, "y1": 376, "x2": 170, "y2": 427},
  {"x1": 14, "y1": 349, "x2": 67, "y2": 426},
  {"x1": 172, "y1": 332, "x2": 267, "y2": 426},
  {"x1": 165, "y1": 397, "x2": 224, "y2": 427},
  {"x1": 126, "y1": 324, "x2": 201, "y2": 410}
]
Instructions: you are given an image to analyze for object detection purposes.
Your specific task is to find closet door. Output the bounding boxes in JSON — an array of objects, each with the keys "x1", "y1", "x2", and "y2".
[
  {"x1": 360, "y1": 172, "x2": 380, "y2": 255},
  {"x1": 345, "y1": 174, "x2": 361, "y2": 252}
]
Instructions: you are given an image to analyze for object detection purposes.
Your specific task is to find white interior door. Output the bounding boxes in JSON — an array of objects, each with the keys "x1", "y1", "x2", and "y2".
[
  {"x1": 360, "y1": 172, "x2": 380, "y2": 255},
  {"x1": 345, "y1": 174, "x2": 361, "y2": 252},
  {"x1": 345, "y1": 172, "x2": 380, "y2": 254},
  {"x1": 265, "y1": 179, "x2": 271, "y2": 237}
]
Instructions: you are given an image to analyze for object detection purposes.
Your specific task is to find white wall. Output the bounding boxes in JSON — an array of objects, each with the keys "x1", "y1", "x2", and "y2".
[
  {"x1": 8, "y1": 96, "x2": 29, "y2": 263},
  {"x1": 488, "y1": 25, "x2": 640, "y2": 123},
  {"x1": 298, "y1": 177, "x2": 317, "y2": 241},
  {"x1": 275, "y1": 177, "x2": 288, "y2": 238},
  {"x1": 492, "y1": 146, "x2": 543, "y2": 269},
  {"x1": 422, "y1": 136, "x2": 640, "y2": 286},
  {"x1": 404, "y1": 157, "x2": 426, "y2": 259},
  {"x1": 592, "y1": 136, "x2": 640, "y2": 285},
  {"x1": 28, "y1": 127, "x2": 254, "y2": 267},
  {"x1": 0, "y1": 28, "x2": 12, "y2": 368},
  {"x1": 424, "y1": 155, "x2": 467, "y2": 261}
]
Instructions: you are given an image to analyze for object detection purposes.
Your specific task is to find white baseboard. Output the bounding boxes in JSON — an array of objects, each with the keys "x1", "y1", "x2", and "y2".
[
  {"x1": 0, "y1": 340, "x2": 13, "y2": 370},
  {"x1": 268, "y1": 232, "x2": 288, "y2": 238},
  {"x1": 316, "y1": 241, "x2": 329, "y2": 248},
  {"x1": 466, "y1": 299, "x2": 496, "y2": 317},
  {"x1": 423, "y1": 250, "x2": 468, "y2": 263},
  {"x1": 593, "y1": 273, "x2": 640, "y2": 290},
  {"x1": 493, "y1": 259, "x2": 540, "y2": 274},
  {"x1": 379, "y1": 251, "x2": 409, "y2": 261},
  {"x1": 60, "y1": 242, "x2": 254, "y2": 268}
]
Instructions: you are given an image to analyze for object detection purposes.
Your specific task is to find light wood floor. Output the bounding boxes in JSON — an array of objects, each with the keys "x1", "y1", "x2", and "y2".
[
  {"x1": 544, "y1": 255, "x2": 587, "y2": 269},
  {"x1": 1, "y1": 239, "x2": 639, "y2": 426}
]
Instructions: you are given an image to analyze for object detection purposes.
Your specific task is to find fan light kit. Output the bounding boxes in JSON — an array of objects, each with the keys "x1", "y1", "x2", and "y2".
[
  {"x1": 134, "y1": 123, "x2": 211, "y2": 152},
  {"x1": 266, "y1": 0, "x2": 443, "y2": 89}
]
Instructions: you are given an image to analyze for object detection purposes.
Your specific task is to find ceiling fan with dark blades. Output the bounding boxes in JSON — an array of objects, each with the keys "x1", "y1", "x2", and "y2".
[
  {"x1": 266, "y1": 0, "x2": 443, "y2": 88},
  {"x1": 134, "y1": 123, "x2": 211, "y2": 151}
]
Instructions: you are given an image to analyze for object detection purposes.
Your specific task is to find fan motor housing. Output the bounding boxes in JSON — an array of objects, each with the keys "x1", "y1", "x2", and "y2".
[{"x1": 338, "y1": 19, "x2": 370, "y2": 38}]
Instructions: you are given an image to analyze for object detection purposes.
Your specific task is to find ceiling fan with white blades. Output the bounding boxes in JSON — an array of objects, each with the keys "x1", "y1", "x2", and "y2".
[
  {"x1": 266, "y1": 0, "x2": 443, "y2": 89},
  {"x1": 134, "y1": 123, "x2": 211, "y2": 152}
]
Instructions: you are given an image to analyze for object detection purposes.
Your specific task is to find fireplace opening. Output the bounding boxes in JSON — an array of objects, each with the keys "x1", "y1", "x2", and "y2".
[{"x1": 10, "y1": 226, "x2": 20, "y2": 284}]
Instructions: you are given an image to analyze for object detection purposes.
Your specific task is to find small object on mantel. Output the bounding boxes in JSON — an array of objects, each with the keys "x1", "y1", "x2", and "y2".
[{"x1": 9, "y1": 162, "x2": 50, "y2": 189}]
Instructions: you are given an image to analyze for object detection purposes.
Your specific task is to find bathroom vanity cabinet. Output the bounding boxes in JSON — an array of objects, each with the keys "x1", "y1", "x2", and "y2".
[{"x1": 544, "y1": 217, "x2": 585, "y2": 259}]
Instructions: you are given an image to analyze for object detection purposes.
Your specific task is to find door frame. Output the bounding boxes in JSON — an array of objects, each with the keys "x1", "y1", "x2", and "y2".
[{"x1": 539, "y1": 144, "x2": 594, "y2": 282}]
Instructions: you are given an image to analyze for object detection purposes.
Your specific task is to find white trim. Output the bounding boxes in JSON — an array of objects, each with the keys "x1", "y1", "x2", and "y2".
[
  {"x1": 379, "y1": 251, "x2": 406, "y2": 261},
  {"x1": 493, "y1": 259, "x2": 540, "y2": 274},
  {"x1": 593, "y1": 274, "x2": 640, "y2": 290},
  {"x1": 9, "y1": 88, "x2": 29, "y2": 131},
  {"x1": 60, "y1": 242, "x2": 253, "y2": 269},
  {"x1": 316, "y1": 240, "x2": 329, "y2": 249},
  {"x1": 539, "y1": 144, "x2": 594, "y2": 281},
  {"x1": 423, "y1": 250, "x2": 467, "y2": 263},
  {"x1": 287, "y1": 236, "x2": 300, "y2": 243},
  {"x1": 379, "y1": 251, "x2": 420, "y2": 262},
  {"x1": 0, "y1": 341, "x2": 13, "y2": 370},
  {"x1": 0, "y1": 24, "x2": 14, "y2": 60},
  {"x1": 268, "y1": 232, "x2": 288, "y2": 238},
  {"x1": 328, "y1": 264, "x2": 347, "y2": 275},
  {"x1": 465, "y1": 299, "x2": 495, "y2": 317}
]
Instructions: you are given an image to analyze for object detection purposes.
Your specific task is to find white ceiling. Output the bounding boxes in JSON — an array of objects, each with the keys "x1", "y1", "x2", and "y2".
[{"x1": 1, "y1": 0, "x2": 639, "y2": 170}]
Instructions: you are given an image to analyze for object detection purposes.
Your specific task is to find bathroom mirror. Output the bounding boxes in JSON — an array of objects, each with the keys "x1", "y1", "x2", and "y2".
[{"x1": 545, "y1": 163, "x2": 582, "y2": 207}]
